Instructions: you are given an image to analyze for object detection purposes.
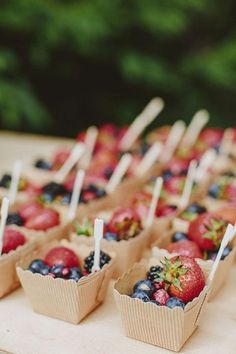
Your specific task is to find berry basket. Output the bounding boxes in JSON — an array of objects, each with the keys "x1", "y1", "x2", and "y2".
[
  {"x1": 70, "y1": 228, "x2": 150, "y2": 278},
  {"x1": 151, "y1": 227, "x2": 236, "y2": 300},
  {"x1": 0, "y1": 229, "x2": 36, "y2": 298},
  {"x1": 114, "y1": 258, "x2": 209, "y2": 352},
  {"x1": 13, "y1": 207, "x2": 73, "y2": 247},
  {"x1": 17, "y1": 239, "x2": 115, "y2": 324}
]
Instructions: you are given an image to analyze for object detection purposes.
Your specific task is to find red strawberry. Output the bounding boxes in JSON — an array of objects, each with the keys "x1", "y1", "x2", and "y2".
[
  {"x1": 155, "y1": 204, "x2": 177, "y2": 218},
  {"x1": 188, "y1": 212, "x2": 227, "y2": 251},
  {"x1": 108, "y1": 207, "x2": 142, "y2": 240},
  {"x1": 2, "y1": 228, "x2": 26, "y2": 254},
  {"x1": 161, "y1": 256, "x2": 205, "y2": 303},
  {"x1": 25, "y1": 208, "x2": 60, "y2": 231},
  {"x1": 131, "y1": 192, "x2": 151, "y2": 220},
  {"x1": 166, "y1": 158, "x2": 189, "y2": 175},
  {"x1": 225, "y1": 184, "x2": 236, "y2": 203},
  {"x1": 198, "y1": 128, "x2": 223, "y2": 148},
  {"x1": 45, "y1": 246, "x2": 80, "y2": 268},
  {"x1": 52, "y1": 148, "x2": 70, "y2": 169},
  {"x1": 152, "y1": 289, "x2": 169, "y2": 305},
  {"x1": 165, "y1": 175, "x2": 185, "y2": 194},
  {"x1": 19, "y1": 201, "x2": 43, "y2": 221},
  {"x1": 166, "y1": 240, "x2": 203, "y2": 259}
]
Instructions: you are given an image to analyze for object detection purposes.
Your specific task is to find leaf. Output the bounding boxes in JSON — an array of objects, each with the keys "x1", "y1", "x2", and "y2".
[{"x1": 173, "y1": 278, "x2": 182, "y2": 291}]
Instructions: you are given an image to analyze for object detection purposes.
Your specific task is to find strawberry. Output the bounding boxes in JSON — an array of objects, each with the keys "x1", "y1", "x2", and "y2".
[
  {"x1": 45, "y1": 246, "x2": 80, "y2": 268},
  {"x1": 19, "y1": 201, "x2": 44, "y2": 221},
  {"x1": 131, "y1": 192, "x2": 151, "y2": 220},
  {"x1": 160, "y1": 256, "x2": 205, "y2": 303},
  {"x1": 164, "y1": 175, "x2": 185, "y2": 194},
  {"x1": 155, "y1": 204, "x2": 177, "y2": 218},
  {"x1": 108, "y1": 207, "x2": 142, "y2": 240},
  {"x1": 166, "y1": 158, "x2": 189, "y2": 175},
  {"x1": 198, "y1": 128, "x2": 223, "y2": 148},
  {"x1": 188, "y1": 212, "x2": 227, "y2": 251},
  {"x1": 2, "y1": 228, "x2": 26, "y2": 254},
  {"x1": 225, "y1": 184, "x2": 236, "y2": 203},
  {"x1": 25, "y1": 208, "x2": 60, "y2": 231},
  {"x1": 52, "y1": 148, "x2": 70, "y2": 169},
  {"x1": 166, "y1": 240, "x2": 203, "y2": 259}
]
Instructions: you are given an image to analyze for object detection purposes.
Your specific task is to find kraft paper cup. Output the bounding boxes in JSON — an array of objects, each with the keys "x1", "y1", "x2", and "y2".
[
  {"x1": 0, "y1": 231, "x2": 36, "y2": 298},
  {"x1": 149, "y1": 216, "x2": 173, "y2": 246},
  {"x1": 114, "y1": 258, "x2": 209, "y2": 352},
  {"x1": 202, "y1": 196, "x2": 233, "y2": 211},
  {"x1": 17, "y1": 240, "x2": 115, "y2": 324},
  {"x1": 70, "y1": 228, "x2": 150, "y2": 278},
  {"x1": 23, "y1": 167, "x2": 55, "y2": 187},
  {"x1": 152, "y1": 229, "x2": 236, "y2": 300},
  {"x1": 0, "y1": 187, "x2": 31, "y2": 205}
]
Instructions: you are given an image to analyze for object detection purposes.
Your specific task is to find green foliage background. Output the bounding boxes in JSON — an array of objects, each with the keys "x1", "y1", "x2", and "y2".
[{"x1": 0, "y1": 0, "x2": 235, "y2": 136}]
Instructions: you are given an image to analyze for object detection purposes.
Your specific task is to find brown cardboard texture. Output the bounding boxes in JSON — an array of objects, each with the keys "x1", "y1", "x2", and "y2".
[
  {"x1": 114, "y1": 258, "x2": 209, "y2": 352},
  {"x1": 70, "y1": 228, "x2": 150, "y2": 278},
  {"x1": 17, "y1": 240, "x2": 115, "y2": 324},
  {"x1": 151, "y1": 228, "x2": 236, "y2": 300},
  {"x1": 0, "y1": 231, "x2": 36, "y2": 298}
]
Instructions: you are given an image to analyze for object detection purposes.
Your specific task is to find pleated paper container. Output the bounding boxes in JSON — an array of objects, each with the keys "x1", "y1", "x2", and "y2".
[
  {"x1": 0, "y1": 230, "x2": 36, "y2": 298},
  {"x1": 70, "y1": 228, "x2": 150, "y2": 278},
  {"x1": 152, "y1": 228, "x2": 236, "y2": 300},
  {"x1": 17, "y1": 240, "x2": 115, "y2": 324},
  {"x1": 0, "y1": 187, "x2": 31, "y2": 206},
  {"x1": 114, "y1": 259, "x2": 209, "y2": 352},
  {"x1": 149, "y1": 215, "x2": 174, "y2": 246},
  {"x1": 14, "y1": 208, "x2": 73, "y2": 247},
  {"x1": 202, "y1": 196, "x2": 234, "y2": 212}
]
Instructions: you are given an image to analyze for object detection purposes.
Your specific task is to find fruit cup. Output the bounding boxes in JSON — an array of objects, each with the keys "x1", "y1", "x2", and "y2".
[
  {"x1": 114, "y1": 257, "x2": 209, "y2": 352},
  {"x1": 7, "y1": 202, "x2": 73, "y2": 247},
  {"x1": 0, "y1": 227, "x2": 36, "y2": 298},
  {"x1": 70, "y1": 207, "x2": 150, "y2": 278},
  {"x1": 17, "y1": 239, "x2": 115, "y2": 324},
  {"x1": 151, "y1": 215, "x2": 236, "y2": 300}
]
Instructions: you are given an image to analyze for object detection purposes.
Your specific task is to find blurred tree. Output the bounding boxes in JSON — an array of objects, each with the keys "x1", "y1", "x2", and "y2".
[{"x1": 0, "y1": 0, "x2": 235, "y2": 136}]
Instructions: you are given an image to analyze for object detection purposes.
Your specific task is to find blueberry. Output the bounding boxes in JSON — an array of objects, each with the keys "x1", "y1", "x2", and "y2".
[
  {"x1": 140, "y1": 142, "x2": 150, "y2": 156},
  {"x1": 221, "y1": 246, "x2": 231, "y2": 260},
  {"x1": 166, "y1": 297, "x2": 185, "y2": 309},
  {"x1": 42, "y1": 182, "x2": 66, "y2": 200},
  {"x1": 104, "y1": 232, "x2": 118, "y2": 241},
  {"x1": 87, "y1": 184, "x2": 98, "y2": 193},
  {"x1": 207, "y1": 251, "x2": 217, "y2": 261},
  {"x1": 34, "y1": 159, "x2": 52, "y2": 171},
  {"x1": 0, "y1": 174, "x2": 11, "y2": 188},
  {"x1": 172, "y1": 232, "x2": 189, "y2": 242},
  {"x1": 131, "y1": 290, "x2": 150, "y2": 302},
  {"x1": 133, "y1": 280, "x2": 155, "y2": 297},
  {"x1": 104, "y1": 167, "x2": 114, "y2": 179},
  {"x1": 69, "y1": 267, "x2": 83, "y2": 282},
  {"x1": 96, "y1": 188, "x2": 106, "y2": 198},
  {"x1": 185, "y1": 203, "x2": 206, "y2": 214},
  {"x1": 208, "y1": 184, "x2": 220, "y2": 199},
  {"x1": 28, "y1": 259, "x2": 46, "y2": 273},
  {"x1": 147, "y1": 266, "x2": 163, "y2": 281},
  {"x1": 162, "y1": 170, "x2": 173, "y2": 182},
  {"x1": 50, "y1": 264, "x2": 66, "y2": 278},
  {"x1": 40, "y1": 265, "x2": 51, "y2": 276},
  {"x1": 61, "y1": 192, "x2": 72, "y2": 205},
  {"x1": 6, "y1": 212, "x2": 24, "y2": 226}
]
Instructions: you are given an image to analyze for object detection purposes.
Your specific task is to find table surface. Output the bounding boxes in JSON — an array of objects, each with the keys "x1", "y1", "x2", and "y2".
[{"x1": 0, "y1": 131, "x2": 236, "y2": 354}]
